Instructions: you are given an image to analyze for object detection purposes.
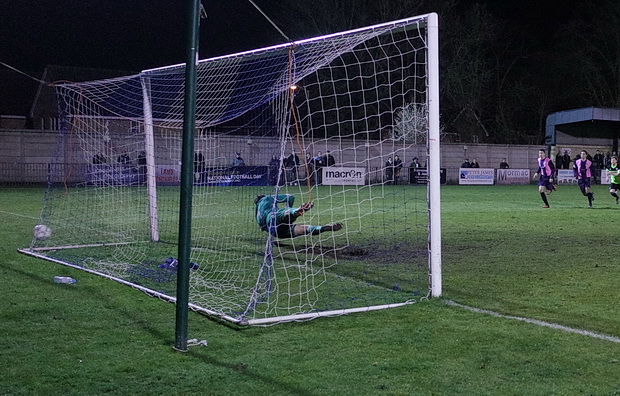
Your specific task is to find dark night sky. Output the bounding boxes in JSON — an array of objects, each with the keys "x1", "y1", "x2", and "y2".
[
  {"x1": 1, "y1": 1, "x2": 284, "y2": 72},
  {"x1": 0, "y1": 1, "x2": 286, "y2": 115},
  {"x1": 0, "y1": 0, "x2": 579, "y2": 116}
]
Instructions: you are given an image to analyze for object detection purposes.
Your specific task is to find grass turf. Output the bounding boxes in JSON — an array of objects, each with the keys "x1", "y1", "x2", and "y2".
[
  {"x1": 25, "y1": 183, "x2": 431, "y2": 323},
  {"x1": 1, "y1": 185, "x2": 620, "y2": 395}
]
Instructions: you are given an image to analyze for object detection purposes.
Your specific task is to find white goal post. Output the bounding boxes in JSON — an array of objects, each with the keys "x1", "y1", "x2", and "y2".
[
  {"x1": 427, "y1": 13, "x2": 442, "y2": 297},
  {"x1": 21, "y1": 13, "x2": 441, "y2": 325}
]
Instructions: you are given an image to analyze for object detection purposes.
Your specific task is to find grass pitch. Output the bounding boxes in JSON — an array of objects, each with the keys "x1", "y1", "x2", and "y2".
[
  {"x1": 25, "y1": 183, "x2": 431, "y2": 323},
  {"x1": 1, "y1": 185, "x2": 619, "y2": 395}
]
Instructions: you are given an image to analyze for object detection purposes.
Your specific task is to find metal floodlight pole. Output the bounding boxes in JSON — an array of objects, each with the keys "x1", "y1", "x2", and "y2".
[{"x1": 174, "y1": 0, "x2": 201, "y2": 352}]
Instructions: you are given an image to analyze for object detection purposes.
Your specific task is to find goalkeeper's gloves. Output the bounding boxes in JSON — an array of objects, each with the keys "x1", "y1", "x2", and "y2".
[{"x1": 296, "y1": 201, "x2": 314, "y2": 216}]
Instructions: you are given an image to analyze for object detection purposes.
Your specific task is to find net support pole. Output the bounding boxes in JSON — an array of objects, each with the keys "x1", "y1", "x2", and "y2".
[
  {"x1": 427, "y1": 13, "x2": 442, "y2": 297},
  {"x1": 141, "y1": 76, "x2": 160, "y2": 242},
  {"x1": 174, "y1": 0, "x2": 201, "y2": 352}
]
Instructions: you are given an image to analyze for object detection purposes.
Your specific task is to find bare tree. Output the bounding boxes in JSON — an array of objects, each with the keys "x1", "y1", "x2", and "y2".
[
  {"x1": 270, "y1": 0, "x2": 546, "y2": 144},
  {"x1": 439, "y1": 4, "x2": 500, "y2": 143},
  {"x1": 274, "y1": 0, "x2": 456, "y2": 39},
  {"x1": 560, "y1": 0, "x2": 620, "y2": 108}
]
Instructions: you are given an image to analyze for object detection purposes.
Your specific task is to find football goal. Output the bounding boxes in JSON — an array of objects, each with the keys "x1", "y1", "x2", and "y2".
[{"x1": 20, "y1": 13, "x2": 441, "y2": 326}]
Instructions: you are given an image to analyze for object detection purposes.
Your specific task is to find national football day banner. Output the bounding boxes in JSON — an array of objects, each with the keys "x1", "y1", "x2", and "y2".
[
  {"x1": 200, "y1": 166, "x2": 269, "y2": 186},
  {"x1": 458, "y1": 168, "x2": 494, "y2": 185},
  {"x1": 496, "y1": 169, "x2": 530, "y2": 185},
  {"x1": 322, "y1": 167, "x2": 365, "y2": 185},
  {"x1": 157, "y1": 165, "x2": 270, "y2": 186},
  {"x1": 89, "y1": 164, "x2": 271, "y2": 187}
]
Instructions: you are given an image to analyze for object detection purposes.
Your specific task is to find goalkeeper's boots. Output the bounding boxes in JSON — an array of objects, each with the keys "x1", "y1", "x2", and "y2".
[{"x1": 323, "y1": 223, "x2": 343, "y2": 232}]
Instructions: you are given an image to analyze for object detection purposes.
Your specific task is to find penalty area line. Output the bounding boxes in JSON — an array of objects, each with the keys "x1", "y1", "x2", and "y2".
[
  {"x1": 444, "y1": 300, "x2": 620, "y2": 344},
  {"x1": 0, "y1": 210, "x2": 39, "y2": 220}
]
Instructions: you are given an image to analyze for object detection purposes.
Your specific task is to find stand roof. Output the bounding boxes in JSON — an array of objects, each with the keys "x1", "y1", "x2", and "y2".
[{"x1": 545, "y1": 107, "x2": 620, "y2": 145}]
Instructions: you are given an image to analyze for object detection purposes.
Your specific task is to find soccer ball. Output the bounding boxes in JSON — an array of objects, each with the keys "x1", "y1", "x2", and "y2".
[{"x1": 33, "y1": 224, "x2": 52, "y2": 240}]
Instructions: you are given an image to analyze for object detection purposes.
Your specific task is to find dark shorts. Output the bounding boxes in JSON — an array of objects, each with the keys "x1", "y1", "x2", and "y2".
[
  {"x1": 578, "y1": 178, "x2": 591, "y2": 189},
  {"x1": 272, "y1": 222, "x2": 295, "y2": 239},
  {"x1": 538, "y1": 175, "x2": 553, "y2": 189},
  {"x1": 610, "y1": 183, "x2": 620, "y2": 190}
]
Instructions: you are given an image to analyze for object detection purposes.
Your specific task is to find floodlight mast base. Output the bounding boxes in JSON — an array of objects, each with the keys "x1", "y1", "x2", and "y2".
[{"x1": 174, "y1": 0, "x2": 201, "y2": 353}]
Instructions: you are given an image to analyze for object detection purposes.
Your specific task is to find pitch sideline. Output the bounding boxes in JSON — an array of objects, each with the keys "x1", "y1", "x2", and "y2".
[{"x1": 444, "y1": 300, "x2": 620, "y2": 344}]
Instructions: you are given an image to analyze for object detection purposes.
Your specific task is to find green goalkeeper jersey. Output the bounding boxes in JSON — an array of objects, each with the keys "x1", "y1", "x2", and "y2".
[{"x1": 256, "y1": 194, "x2": 296, "y2": 231}]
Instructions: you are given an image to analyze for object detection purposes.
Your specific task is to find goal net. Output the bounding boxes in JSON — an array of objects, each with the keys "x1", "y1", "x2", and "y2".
[{"x1": 21, "y1": 13, "x2": 441, "y2": 325}]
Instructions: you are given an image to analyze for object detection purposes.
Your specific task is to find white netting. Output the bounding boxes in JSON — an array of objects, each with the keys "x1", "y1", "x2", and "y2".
[{"x1": 24, "y1": 14, "x2": 438, "y2": 325}]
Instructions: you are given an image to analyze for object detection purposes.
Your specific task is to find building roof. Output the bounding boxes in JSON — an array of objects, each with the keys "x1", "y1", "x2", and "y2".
[{"x1": 545, "y1": 107, "x2": 620, "y2": 145}]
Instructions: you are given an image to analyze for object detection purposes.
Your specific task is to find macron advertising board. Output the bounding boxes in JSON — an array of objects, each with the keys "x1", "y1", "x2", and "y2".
[
  {"x1": 459, "y1": 168, "x2": 494, "y2": 185},
  {"x1": 322, "y1": 167, "x2": 365, "y2": 185}
]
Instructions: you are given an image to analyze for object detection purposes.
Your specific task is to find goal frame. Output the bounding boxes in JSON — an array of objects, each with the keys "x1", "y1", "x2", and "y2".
[{"x1": 19, "y1": 12, "x2": 442, "y2": 326}]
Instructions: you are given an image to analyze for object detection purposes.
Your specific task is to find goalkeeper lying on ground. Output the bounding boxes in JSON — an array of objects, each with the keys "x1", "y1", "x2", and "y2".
[{"x1": 255, "y1": 194, "x2": 342, "y2": 239}]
